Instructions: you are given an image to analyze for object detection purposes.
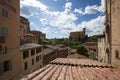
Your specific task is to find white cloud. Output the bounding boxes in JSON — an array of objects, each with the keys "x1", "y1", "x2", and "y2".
[
  {"x1": 40, "y1": 27, "x2": 57, "y2": 34},
  {"x1": 84, "y1": 5, "x2": 99, "y2": 14},
  {"x1": 20, "y1": 0, "x2": 48, "y2": 11},
  {"x1": 74, "y1": 0, "x2": 105, "y2": 15},
  {"x1": 40, "y1": 18, "x2": 48, "y2": 25},
  {"x1": 30, "y1": 22, "x2": 40, "y2": 31},
  {"x1": 53, "y1": 0, "x2": 58, "y2": 1},
  {"x1": 74, "y1": 8, "x2": 83, "y2": 15},
  {"x1": 99, "y1": 0, "x2": 105, "y2": 12},
  {"x1": 78, "y1": 16, "x2": 105, "y2": 36},
  {"x1": 49, "y1": 11, "x2": 78, "y2": 29},
  {"x1": 65, "y1": 2, "x2": 72, "y2": 9},
  {"x1": 20, "y1": 6, "x2": 33, "y2": 17}
]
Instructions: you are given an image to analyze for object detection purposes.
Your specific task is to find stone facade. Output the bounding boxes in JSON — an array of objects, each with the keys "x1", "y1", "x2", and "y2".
[
  {"x1": 69, "y1": 28, "x2": 86, "y2": 41},
  {"x1": 0, "y1": 0, "x2": 22, "y2": 79},
  {"x1": 20, "y1": 16, "x2": 38, "y2": 45},
  {"x1": 20, "y1": 43, "x2": 43, "y2": 75},
  {"x1": 43, "y1": 44, "x2": 68, "y2": 65},
  {"x1": 105, "y1": 0, "x2": 120, "y2": 66}
]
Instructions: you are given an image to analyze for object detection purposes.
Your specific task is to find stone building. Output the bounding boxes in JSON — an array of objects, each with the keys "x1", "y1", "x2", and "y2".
[
  {"x1": 69, "y1": 28, "x2": 86, "y2": 41},
  {"x1": 0, "y1": 0, "x2": 21, "y2": 79},
  {"x1": 43, "y1": 44, "x2": 68, "y2": 65},
  {"x1": 31, "y1": 30, "x2": 46, "y2": 39},
  {"x1": 20, "y1": 16, "x2": 38, "y2": 45},
  {"x1": 20, "y1": 43, "x2": 43, "y2": 75},
  {"x1": 105, "y1": 0, "x2": 120, "y2": 66}
]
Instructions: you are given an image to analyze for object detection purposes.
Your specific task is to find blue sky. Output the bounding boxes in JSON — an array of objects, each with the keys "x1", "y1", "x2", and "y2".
[{"x1": 20, "y1": 0, "x2": 105, "y2": 39}]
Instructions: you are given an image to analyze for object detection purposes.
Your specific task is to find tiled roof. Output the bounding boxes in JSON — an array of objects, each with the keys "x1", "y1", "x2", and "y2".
[
  {"x1": 43, "y1": 48, "x2": 54, "y2": 55},
  {"x1": 22, "y1": 58, "x2": 120, "y2": 80},
  {"x1": 20, "y1": 43, "x2": 42, "y2": 50},
  {"x1": 50, "y1": 58, "x2": 112, "y2": 68},
  {"x1": 44, "y1": 45, "x2": 57, "y2": 50}
]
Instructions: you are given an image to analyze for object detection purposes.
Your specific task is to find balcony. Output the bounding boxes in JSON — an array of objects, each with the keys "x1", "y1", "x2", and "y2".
[{"x1": 0, "y1": 36, "x2": 5, "y2": 43}]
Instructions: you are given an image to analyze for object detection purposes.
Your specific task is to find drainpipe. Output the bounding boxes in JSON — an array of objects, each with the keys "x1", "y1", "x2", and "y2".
[{"x1": 110, "y1": 0, "x2": 112, "y2": 64}]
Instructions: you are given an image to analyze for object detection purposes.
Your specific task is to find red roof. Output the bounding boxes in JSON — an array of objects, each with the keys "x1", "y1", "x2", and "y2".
[{"x1": 22, "y1": 58, "x2": 120, "y2": 80}]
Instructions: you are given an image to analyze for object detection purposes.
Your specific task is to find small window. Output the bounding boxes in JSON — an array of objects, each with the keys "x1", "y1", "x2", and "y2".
[
  {"x1": 36, "y1": 47, "x2": 41, "y2": 54},
  {"x1": 4, "y1": 61, "x2": 9, "y2": 72},
  {"x1": 0, "y1": 27, "x2": 8, "y2": 38},
  {"x1": 31, "y1": 49, "x2": 35, "y2": 56},
  {"x1": 2, "y1": 8, "x2": 8, "y2": 17},
  {"x1": 1, "y1": 60, "x2": 12, "y2": 73},
  {"x1": 23, "y1": 50, "x2": 29, "y2": 59},
  {"x1": 36, "y1": 56, "x2": 39, "y2": 62},
  {"x1": 32, "y1": 58, "x2": 34, "y2": 65},
  {"x1": 24, "y1": 62, "x2": 28, "y2": 70},
  {"x1": 0, "y1": 46, "x2": 7, "y2": 55},
  {"x1": 115, "y1": 50, "x2": 119, "y2": 59}
]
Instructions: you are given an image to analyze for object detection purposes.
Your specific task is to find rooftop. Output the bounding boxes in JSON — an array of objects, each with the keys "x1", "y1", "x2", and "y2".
[
  {"x1": 43, "y1": 48, "x2": 54, "y2": 55},
  {"x1": 22, "y1": 58, "x2": 120, "y2": 80},
  {"x1": 20, "y1": 43, "x2": 42, "y2": 50}
]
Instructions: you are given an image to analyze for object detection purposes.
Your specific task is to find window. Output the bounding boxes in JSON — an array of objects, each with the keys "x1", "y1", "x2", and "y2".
[
  {"x1": 0, "y1": 60, "x2": 12, "y2": 74},
  {"x1": 24, "y1": 62, "x2": 28, "y2": 70},
  {"x1": 39, "y1": 55, "x2": 41, "y2": 60},
  {"x1": 4, "y1": 61, "x2": 9, "y2": 72},
  {"x1": 0, "y1": 46, "x2": 7, "y2": 55},
  {"x1": 36, "y1": 56, "x2": 39, "y2": 62},
  {"x1": 0, "y1": 27, "x2": 8, "y2": 38},
  {"x1": 36, "y1": 47, "x2": 41, "y2": 54},
  {"x1": 115, "y1": 50, "x2": 119, "y2": 59},
  {"x1": 23, "y1": 50, "x2": 29, "y2": 59},
  {"x1": 32, "y1": 58, "x2": 34, "y2": 65},
  {"x1": 31, "y1": 49, "x2": 35, "y2": 56},
  {"x1": 2, "y1": 8, "x2": 8, "y2": 17}
]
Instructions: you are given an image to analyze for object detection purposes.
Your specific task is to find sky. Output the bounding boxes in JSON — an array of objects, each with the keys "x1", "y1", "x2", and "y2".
[{"x1": 20, "y1": 0, "x2": 105, "y2": 39}]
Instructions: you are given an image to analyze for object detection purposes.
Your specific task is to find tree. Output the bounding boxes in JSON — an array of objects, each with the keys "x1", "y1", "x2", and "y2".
[{"x1": 77, "y1": 46, "x2": 89, "y2": 57}]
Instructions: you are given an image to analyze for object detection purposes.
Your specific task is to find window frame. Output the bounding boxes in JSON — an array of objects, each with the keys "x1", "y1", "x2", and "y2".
[
  {"x1": 24, "y1": 62, "x2": 28, "y2": 71},
  {"x1": 115, "y1": 50, "x2": 120, "y2": 59},
  {"x1": 2, "y1": 8, "x2": 9, "y2": 18}
]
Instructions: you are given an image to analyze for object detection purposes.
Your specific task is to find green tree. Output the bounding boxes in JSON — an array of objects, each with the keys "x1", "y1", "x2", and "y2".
[{"x1": 77, "y1": 46, "x2": 89, "y2": 57}]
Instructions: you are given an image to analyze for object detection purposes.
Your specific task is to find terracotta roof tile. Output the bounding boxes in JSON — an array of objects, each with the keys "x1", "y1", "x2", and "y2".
[
  {"x1": 50, "y1": 58, "x2": 112, "y2": 68},
  {"x1": 22, "y1": 58, "x2": 120, "y2": 80}
]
